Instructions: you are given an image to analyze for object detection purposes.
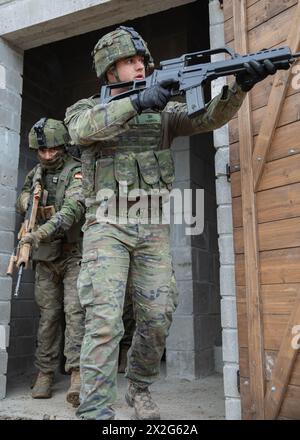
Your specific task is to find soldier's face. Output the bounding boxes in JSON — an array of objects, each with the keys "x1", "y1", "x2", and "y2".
[
  {"x1": 38, "y1": 147, "x2": 63, "y2": 161},
  {"x1": 107, "y1": 55, "x2": 145, "y2": 92}
]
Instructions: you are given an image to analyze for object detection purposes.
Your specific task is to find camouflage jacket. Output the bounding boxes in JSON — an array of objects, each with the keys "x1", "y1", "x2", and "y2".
[
  {"x1": 16, "y1": 154, "x2": 85, "y2": 243},
  {"x1": 64, "y1": 82, "x2": 245, "y2": 222},
  {"x1": 65, "y1": 82, "x2": 245, "y2": 147}
]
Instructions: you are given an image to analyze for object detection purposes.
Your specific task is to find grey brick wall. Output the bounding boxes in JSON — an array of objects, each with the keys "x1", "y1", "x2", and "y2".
[
  {"x1": 0, "y1": 36, "x2": 23, "y2": 398},
  {"x1": 167, "y1": 128, "x2": 221, "y2": 379},
  {"x1": 209, "y1": 0, "x2": 241, "y2": 420}
]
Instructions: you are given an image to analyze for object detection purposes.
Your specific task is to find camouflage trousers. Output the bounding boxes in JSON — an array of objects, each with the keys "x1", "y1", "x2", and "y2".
[
  {"x1": 121, "y1": 270, "x2": 178, "y2": 349},
  {"x1": 34, "y1": 245, "x2": 85, "y2": 374},
  {"x1": 76, "y1": 221, "x2": 178, "y2": 420}
]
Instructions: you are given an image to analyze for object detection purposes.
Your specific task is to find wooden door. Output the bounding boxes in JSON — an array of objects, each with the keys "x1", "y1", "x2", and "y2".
[{"x1": 224, "y1": 0, "x2": 300, "y2": 419}]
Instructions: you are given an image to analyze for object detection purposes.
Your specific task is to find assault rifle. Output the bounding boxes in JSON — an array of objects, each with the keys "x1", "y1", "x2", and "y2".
[
  {"x1": 100, "y1": 46, "x2": 300, "y2": 117},
  {"x1": 7, "y1": 172, "x2": 42, "y2": 297}
]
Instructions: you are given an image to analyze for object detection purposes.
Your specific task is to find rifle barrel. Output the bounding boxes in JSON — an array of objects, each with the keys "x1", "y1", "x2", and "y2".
[{"x1": 14, "y1": 264, "x2": 23, "y2": 297}]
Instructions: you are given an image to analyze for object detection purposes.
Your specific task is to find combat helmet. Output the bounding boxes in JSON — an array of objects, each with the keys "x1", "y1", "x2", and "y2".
[
  {"x1": 29, "y1": 118, "x2": 70, "y2": 150},
  {"x1": 92, "y1": 26, "x2": 154, "y2": 81}
]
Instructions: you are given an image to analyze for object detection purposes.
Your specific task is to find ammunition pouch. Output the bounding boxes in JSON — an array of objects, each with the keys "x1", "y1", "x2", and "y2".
[
  {"x1": 94, "y1": 149, "x2": 175, "y2": 201},
  {"x1": 36, "y1": 205, "x2": 56, "y2": 222},
  {"x1": 32, "y1": 239, "x2": 62, "y2": 262}
]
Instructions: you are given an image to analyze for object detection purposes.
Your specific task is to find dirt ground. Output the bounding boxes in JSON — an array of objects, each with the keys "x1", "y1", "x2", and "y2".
[{"x1": 0, "y1": 366, "x2": 225, "y2": 420}]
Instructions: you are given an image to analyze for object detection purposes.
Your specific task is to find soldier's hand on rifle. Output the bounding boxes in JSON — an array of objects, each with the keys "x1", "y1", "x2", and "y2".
[
  {"x1": 18, "y1": 192, "x2": 30, "y2": 213},
  {"x1": 130, "y1": 79, "x2": 178, "y2": 113},
  {"x1": 236, "y1": 59, "x2": 290, "y2": 92},
  {"x1": 19, "y1": 231, "x2": 40, "y2": 250}
]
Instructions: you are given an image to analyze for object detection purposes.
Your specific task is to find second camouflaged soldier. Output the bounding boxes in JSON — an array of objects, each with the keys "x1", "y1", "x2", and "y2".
[
  {"x1": 17, "y1": 118, "x2": 85, "y2": 408},
  {"x1": 65, "y1": 27, "x2": 284, "y2": 420}
]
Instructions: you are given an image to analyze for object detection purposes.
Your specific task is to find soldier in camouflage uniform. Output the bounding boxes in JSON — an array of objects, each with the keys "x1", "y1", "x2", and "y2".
[
  {"x1": 64, "y1": 26, "x2": 283, "y2": 420},
  {"x1": 17, "y1": 118, "x2": 85, "y2": 408}
]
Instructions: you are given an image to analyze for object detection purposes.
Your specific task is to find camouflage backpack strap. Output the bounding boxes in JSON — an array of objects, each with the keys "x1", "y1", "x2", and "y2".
[
  {"x1": 80, "y1": 144, "x2": 99, "y2": 203},
  {"x1": 55, "y1": 157, "x2": 81, "y2": 210}
]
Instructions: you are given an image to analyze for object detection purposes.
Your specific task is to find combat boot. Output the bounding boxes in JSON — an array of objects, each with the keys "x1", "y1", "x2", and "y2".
[
  {"x1": 31, "y1": 371, "x2": 54, "y2": 399},
  {"x1": 66, "y1": 368, "x2": 81, "y2": 407},
  {"x1": 118, "y1": 346, "x2": 129, "y2": 373},
  {"x1": 125, "y1": 381, "x2": 160, "y2": 420}
]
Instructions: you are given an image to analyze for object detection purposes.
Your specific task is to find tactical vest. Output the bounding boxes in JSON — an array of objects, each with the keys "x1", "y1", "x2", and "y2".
[
  {"x1": 33, "y1": 156, "x2": 83, "y2": 244},
  {"x1": 81, "y1": 111, "x2": 175, "y2": 208}
]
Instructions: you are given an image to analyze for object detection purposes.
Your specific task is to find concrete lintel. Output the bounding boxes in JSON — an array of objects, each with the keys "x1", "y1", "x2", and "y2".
[{"x1": 0, "y1": 0, "x2": 196, "y2": 50}]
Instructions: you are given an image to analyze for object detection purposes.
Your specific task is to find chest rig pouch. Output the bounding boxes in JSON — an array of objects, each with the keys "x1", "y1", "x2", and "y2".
[
  {"x1": 92, "y1": 112, "x2": 175, "y2": 202},
  {"x1": 32, "y1": 239, "x2": 62, "y2": 262}
]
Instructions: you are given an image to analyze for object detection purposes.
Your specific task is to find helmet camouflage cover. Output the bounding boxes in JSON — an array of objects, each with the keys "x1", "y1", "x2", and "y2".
[
  {"x1": 92, "y1": 26, "x2": 154, "y2": 80},
  {"x1": 29, "y1": 118, "x2": 70, "y2": 150}
]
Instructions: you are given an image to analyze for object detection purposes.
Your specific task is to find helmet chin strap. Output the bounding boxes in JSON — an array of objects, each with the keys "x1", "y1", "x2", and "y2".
[{"x1": 111, "y1": 65, "x2": 121, "y2": 83}]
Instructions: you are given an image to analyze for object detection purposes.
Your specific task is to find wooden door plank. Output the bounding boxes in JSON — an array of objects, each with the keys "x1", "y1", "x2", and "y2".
[
  {"x1": 234, "y1": 217, "x2": 300, "y2": 254},
  {"x1": 279, "y1": 384, "x2": 300, "y2": 419},
  {"x1": 231, "y1": 119, "x2": 300, "y2": 172},
  {"x1": 240, "y1": 348, "x2": 300, "y2": 386},
  {"x1": 258, "y1": 154, "x2": 300, "y2": 192},
  {"x1": 233, "y1": 0, "x2": 265, "y2": 420},
  {"x1": 236, "y1": 248, "x2": 300, "y2": 286},
  {"x1": 225, "y1": 0, "x2": 298, "y2": 44},
  {"x1": 237, "y1": 305, "x2": 289, "y2": 350},
  {"x1": 227, "y1": 4, "x2": 296, "y2": 48},
  {"x1": 229, "y1": 91, "x2": 300, "y2": 144},
  {"x1": 248, "y1": 72, "x2": 298, "y2": 112},
  {"x1": 264, "y1": 293, "x2": 300, "y2": 419},
  {"x1": 252, "y1": 1, "x2": 300, "y2": 190},
  {"x1": 231, "y1": 151, "x2": 300, "y2": 200}
]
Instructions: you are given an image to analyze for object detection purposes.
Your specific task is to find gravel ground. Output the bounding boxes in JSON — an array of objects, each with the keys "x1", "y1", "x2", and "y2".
[{"x1": 0, "y1": 367, "x2": 225, "y2": 421}]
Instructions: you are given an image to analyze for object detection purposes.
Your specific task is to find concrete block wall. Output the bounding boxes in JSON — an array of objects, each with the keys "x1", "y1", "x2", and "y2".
[
  {"x1": 0, "y1": 36, "x2": 23, "y2": 398},
  {"x1": 209, "y1": 0, "x2": 241, "y2": 420},
  {"x1": 167, "y1": 136, "x2": 194, "y2": 377},
  {"x1": 167, "y1": 129, "x2": 221, "y2": 379}
]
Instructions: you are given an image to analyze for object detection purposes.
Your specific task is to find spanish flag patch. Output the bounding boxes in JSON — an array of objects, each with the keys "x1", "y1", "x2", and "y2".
[{"x1": 74, "y1": 173, "x2": 82, "y2": 179}]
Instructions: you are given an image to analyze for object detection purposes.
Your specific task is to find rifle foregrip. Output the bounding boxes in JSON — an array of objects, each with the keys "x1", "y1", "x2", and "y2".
[
  {"x1": 6, "y1": 254, "x2": 16, "y2": 276},
  {"x1": 186, "y1": 85, "x2": 206, "y2": 117},
  {"x1": 17, "y1": 243, "x2": 31, "y2": 269}
]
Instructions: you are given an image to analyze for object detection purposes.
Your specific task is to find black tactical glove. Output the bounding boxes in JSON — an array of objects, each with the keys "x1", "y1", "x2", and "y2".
[
  {"x1": 236, "y1": 59, "x2": 290, "y2": 92},
  {"x1": 130, "y1": 79, "x2": 177, "y2": 113}
]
